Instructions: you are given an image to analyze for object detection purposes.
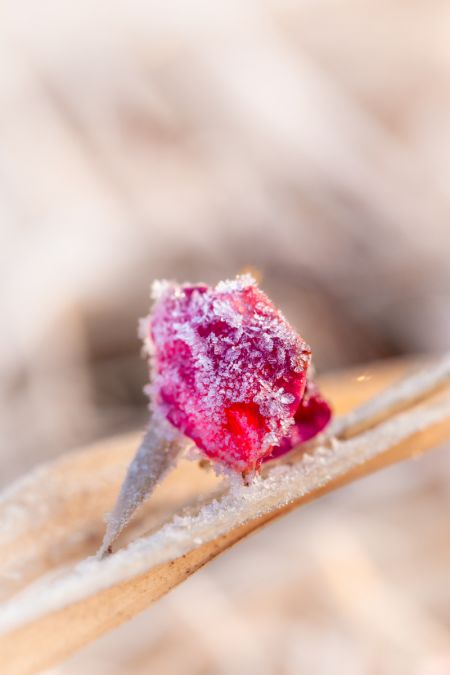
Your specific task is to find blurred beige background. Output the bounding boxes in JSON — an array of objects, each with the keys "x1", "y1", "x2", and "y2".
[{"x1": 1, "y1": 1, "x2": 450, "y2": 674}]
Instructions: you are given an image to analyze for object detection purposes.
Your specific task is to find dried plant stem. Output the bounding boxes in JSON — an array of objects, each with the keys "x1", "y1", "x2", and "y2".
[
  {"x1": 329, "y1": 352, "x2": 450, "y2": 439},
  {"x1": 97, "y1": 424, "x2": 182, "y2": 559},
  {"x1": 0, "y1": 358, "x2": 449, "y2": 675}
]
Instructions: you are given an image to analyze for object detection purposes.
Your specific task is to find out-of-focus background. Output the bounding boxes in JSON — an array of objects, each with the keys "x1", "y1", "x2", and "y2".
[{"x1": 1, "y1": 1, "x2": 450, "y2": 674}]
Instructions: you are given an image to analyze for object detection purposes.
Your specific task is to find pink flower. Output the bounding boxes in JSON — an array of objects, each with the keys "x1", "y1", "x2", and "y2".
[{"x1": 146, "y1": 275, "x2": 331, "y2": 472}]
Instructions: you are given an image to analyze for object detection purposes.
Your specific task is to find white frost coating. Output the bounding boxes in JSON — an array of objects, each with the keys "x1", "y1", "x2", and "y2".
[
  {"x1": 150, "y1": 279, "x2": 173, "y2": 301},
  {"x1": 330, "y1": 352, "x2": 450, "y2": 438},
  {"x1": 0, "y1": 465, "x2": 58, "y2": 539},
  {"x1": 1, "y1": 389, "x2": 450, "y2": 634},
  {"x1": 0, "y1": 457, "x2": 122, "y2": 540},
  {"x1": 215, "y1": 274, "x2": 256, "y2": 293},
  {"x1": 97, "y1": 418, "x2": 181, "y2": 558}
]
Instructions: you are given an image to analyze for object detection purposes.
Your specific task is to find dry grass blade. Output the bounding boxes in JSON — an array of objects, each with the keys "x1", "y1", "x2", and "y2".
[
  {"x1": 0, "y1": 358, "x2": 450, "y2": 675},
  {"x1": 329, "y1": 353, "x2": 450, "y2": 439}
]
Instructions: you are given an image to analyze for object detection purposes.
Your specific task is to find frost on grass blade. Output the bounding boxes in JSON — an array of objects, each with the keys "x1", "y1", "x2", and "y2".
[
  {"x1": 97, "y1": 421, "x2": 181, "y2": 558},
  {"x1": 330, "y1": 352, "x2": 450, "y2": 439},
  {"x1": 1, "y1": 358, "x2": 450, "y2": 674},
  {"x1": 2, "y1": 380, "x2": 450, "y2": 645}
]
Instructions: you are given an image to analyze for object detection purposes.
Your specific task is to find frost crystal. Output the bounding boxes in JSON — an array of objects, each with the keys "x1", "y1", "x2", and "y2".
[{"x1": 266, "y1": 381, "x2": 332, "y2": 460}]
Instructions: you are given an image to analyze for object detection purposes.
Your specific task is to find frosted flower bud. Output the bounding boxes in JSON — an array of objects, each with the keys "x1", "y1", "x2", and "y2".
[{"x1": 146, "y1": 274, "x2": 331, "y2": 472}]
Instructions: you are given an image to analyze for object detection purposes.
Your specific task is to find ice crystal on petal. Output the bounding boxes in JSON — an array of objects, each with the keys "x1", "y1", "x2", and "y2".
[{"x1": 266, "y1": 381, "x2": 332, "y2": 461}]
